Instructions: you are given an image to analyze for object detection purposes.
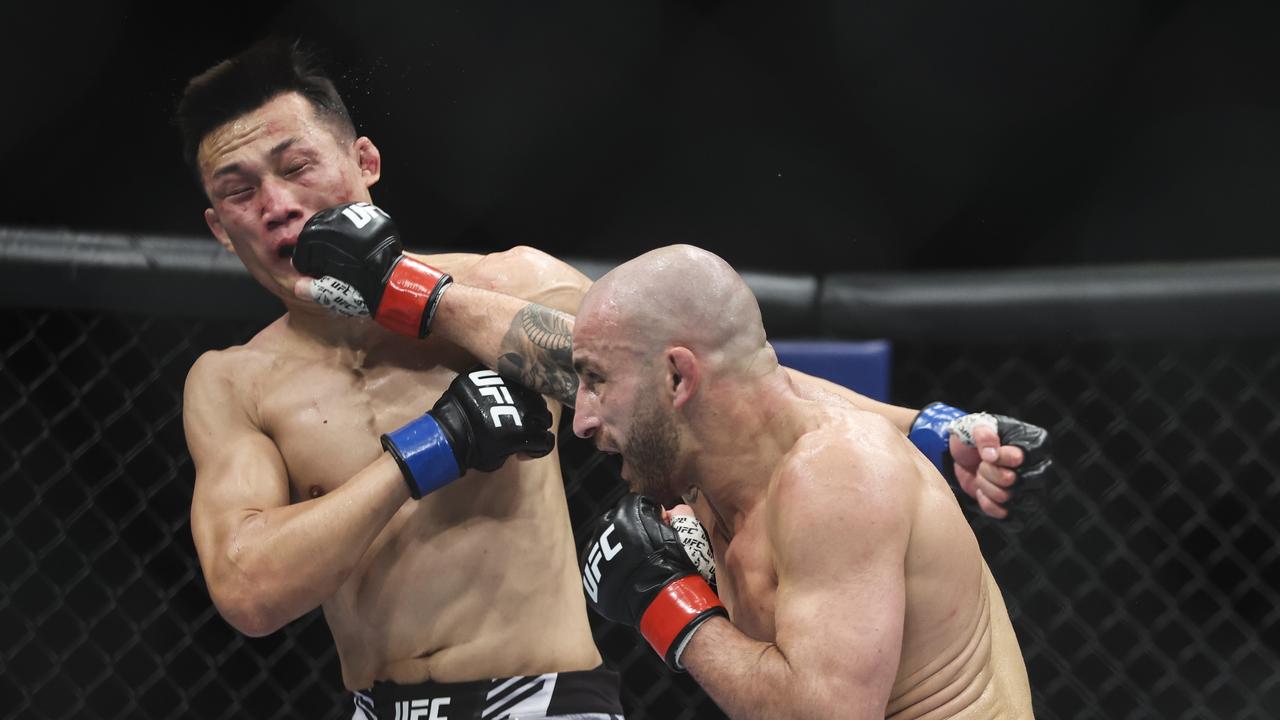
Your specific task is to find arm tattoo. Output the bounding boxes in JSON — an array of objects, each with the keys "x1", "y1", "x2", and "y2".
[{"x1": 496, "y1": 303, "x2": 579, "y2": 406}]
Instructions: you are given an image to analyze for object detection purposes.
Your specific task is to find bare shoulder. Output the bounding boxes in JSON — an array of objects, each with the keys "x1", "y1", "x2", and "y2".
[
  {"x1": 183, "y1": 324, "x2": 284, "y2": 413},
  {"x1": 772, "y1": 411, "x2": 916, "y2": 530},
  {"x1": 766, "y1": 412, "x2": 916, "y2": 592},
  {"x1": 184, "y1": 347, "x2": 253, "y2": 417}
]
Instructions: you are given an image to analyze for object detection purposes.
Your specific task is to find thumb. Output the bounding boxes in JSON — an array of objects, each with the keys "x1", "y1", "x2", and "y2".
[
  {"x1": 294, "y1": 276, "x2": 316, "y2": 303},
  {"x1": 971, "y1": 422, "x2": 1001, "y2": 463},
  {"x1": 668, "y1": 503, "x2": 695, "y2": 519}
]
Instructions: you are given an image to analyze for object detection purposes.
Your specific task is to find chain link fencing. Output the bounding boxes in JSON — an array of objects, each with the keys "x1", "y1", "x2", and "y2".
[{"x1": 3, "y1": 305, "x2": 1279, "y2": 718}]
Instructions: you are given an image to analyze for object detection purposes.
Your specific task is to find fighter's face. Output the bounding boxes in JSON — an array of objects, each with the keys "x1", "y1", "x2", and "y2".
[
  {"x1": 620, "y1": 386, "x2": 682, "y2": 504},
  {"x1": 572, "y1": 304, "x2": 684, "y2": 505},
  {"x1": 197, "y1": 93, "x2": 378, "y2": 301}
]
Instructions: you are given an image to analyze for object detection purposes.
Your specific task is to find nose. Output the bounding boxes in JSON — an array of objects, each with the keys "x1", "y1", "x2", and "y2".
[
  {"x1": 259, "y1": 176, "x2": 305, "y2": 232},
  {"x1": 572, "y1": 387, "x2": 600, "y2": 439}
]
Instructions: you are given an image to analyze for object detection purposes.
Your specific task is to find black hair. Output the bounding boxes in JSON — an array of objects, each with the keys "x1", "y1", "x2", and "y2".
[{"x1": 174, "y1": 38, "x2": 356, "y2": 177}]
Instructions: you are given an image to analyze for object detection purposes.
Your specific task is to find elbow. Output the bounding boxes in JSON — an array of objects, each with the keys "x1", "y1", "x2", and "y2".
[
  {"x1": 206, "y1": 558, "x2": 293, "y2": 637},
  {"x1": 471, "y1": 245, "x2": 546, "y2": 290},
  {"x1": 213, "y1": 585, "x2": 290, "y2": 637},
  {"x1": 498, "y1": 244, "x2": 550, "y2": 270}
]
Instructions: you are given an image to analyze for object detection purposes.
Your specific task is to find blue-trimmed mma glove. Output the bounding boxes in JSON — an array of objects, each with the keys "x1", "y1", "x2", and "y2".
[
  {"x1": 381, "y1": 367, "x2": 555, "y2": 499},
  {"x1": 909, "y1": 402, "x2": 1052, "y2": 524},
  {"x1": 293, "y1": 202, "x2": 452, "y2": 338},
  {"x1": 580, "y1": 494, "x2": 727, "y2": 671}
]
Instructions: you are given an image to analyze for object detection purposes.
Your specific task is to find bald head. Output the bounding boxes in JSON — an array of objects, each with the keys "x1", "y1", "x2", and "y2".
[{"x1": 581, "y1": 245, "x2": 770, "y2": 372}]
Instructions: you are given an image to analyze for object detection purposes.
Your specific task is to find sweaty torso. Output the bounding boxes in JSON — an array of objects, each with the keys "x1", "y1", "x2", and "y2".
[
  {"x1": 224, "y1": 314, "x2": 599, "y2": 690},
  {"x1": 696, "y1": 398, "x2": 1032, "y2": 719}
]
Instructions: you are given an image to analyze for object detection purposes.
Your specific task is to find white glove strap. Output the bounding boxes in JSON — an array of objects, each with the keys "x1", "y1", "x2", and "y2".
[
  {"x1": 671, "y1": 616, "x2": 712, "y2": 671},
  {"x1": 670, "y1": 514, "x2": 717, "y2": 587},
  {"x1": 948, "y1": 412, "x2": 998, "y2": 447},
  {"x1": 309, "y1": 276, "x2": 370, "y2": 318}
]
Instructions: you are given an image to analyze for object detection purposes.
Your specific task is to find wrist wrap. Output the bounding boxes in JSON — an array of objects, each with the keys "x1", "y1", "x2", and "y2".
[
  {"x1": 381, "y1": 413, "x2": 462, "y2": 499},
  {"x1": 639, "y1": 575, "x2": 727, "y2": 671},
  {"x1": 374, "y1": 256, "x2": 453, "y2": 338},
  {"x1": 909, "y1": 401, "x2": 967, "y2": 474}
]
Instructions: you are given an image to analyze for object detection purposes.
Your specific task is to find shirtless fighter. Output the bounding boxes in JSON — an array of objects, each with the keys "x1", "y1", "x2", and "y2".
[
  {"x1": 178, "y1": 41, "x2": 624, "y2": 719},
  {"x1": 565, "y1": 247, "x2": 1036, "y2": 718},
  {"x1": 181, "y1": 38, "x2": 1046, "y2": 720},
  {"x1": 405, "y1": 245, "x2": 1036, "y2": 718},
  {"x1": 290, "y1": 222, "x2": 1048, "y2": 718}
]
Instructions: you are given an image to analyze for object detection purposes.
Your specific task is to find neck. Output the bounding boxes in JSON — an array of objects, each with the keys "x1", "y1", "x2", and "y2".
[
  {"x1": 282, "y1": 299, "x2": 390, "y2": 351},
  {"x1": 680, "y1": 366, "x2": 807, "y2": 537}
]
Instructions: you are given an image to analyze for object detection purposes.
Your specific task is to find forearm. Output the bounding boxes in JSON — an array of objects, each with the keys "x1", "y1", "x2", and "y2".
[
  {"x1": 217, "y1": 454, "x2": 408, "y2": 634},
  {"x1": 682, "y1": 618, "x2": 876, "y2": 720},
  {"x1": 434, "y1": 284, "x2": 579, "y2": 406}
]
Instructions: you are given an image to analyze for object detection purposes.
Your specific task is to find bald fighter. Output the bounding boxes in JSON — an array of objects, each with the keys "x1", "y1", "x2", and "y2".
[
  {"x1": 294, "y1": 228, "x2": 1045, "y2": 717},
  {"x1": 431, "y1": 246, "x2": 1034, "y2": 717},
  {"x1": 569, "y1": 247, "x2": 1034, "y2": 717},
  {"x1": 187, "y1": 38, "x2": 1046, "y2": 720}
]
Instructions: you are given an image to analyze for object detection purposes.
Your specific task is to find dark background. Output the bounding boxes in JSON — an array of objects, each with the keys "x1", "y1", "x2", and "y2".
[
  {"x1": 4, "y1": 4, "x2": 1280, "y2": 718},
  {"x1": 1, "y1": 0, "x2": 1277, "y2": 273}
]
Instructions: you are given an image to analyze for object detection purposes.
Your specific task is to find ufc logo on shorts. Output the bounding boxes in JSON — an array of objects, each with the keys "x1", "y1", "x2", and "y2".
[
  {"x1": 341, "y1": 202, "x2": 389, "y2": 229},
  {"x1": 393, "y1": 697, "x2": 450, "y2": 720},
  {"x1": 582, "y1": 523, "x2": 622, "y2": 603},
  {"x1": 468, "y1": 369, "x2": 522, "y2": 428}
]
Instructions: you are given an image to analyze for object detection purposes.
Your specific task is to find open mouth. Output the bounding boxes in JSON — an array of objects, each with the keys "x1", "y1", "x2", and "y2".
[{"x1": 277, "y1": 244, "x2": 296, "y2": 259}]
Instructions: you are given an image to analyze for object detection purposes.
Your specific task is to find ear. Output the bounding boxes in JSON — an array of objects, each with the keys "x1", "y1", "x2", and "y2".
[
  {"x1": 204, "y1": 208, "x2": 235, "y2": 255},
  {"x1": 667, "y1": 346, "x2": 700, "y2": 410},
  {"x1": 354, "y1": 136, "x2": 382, "y2": 189}
]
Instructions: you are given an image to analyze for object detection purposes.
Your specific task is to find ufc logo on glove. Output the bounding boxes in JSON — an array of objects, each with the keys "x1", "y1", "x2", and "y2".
[
  {"x1": 340, "y1": 202, "x2": 390, "y2": 229},
  {"x1": 468, "y1": 370, "x2": 523, "y2": 428},
  {"x1": 582, "y1": 524, "x2": 622, "y2": 603}
]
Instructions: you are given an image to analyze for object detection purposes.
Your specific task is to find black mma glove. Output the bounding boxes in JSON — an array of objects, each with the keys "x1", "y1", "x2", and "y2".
[
  {"x1": 909, "y1": 402, "x2": 1052, "y2": 524},
  {"x1": 293, "y1": 202, "x2": 452, "y2": 338},
  {"x1": 580, "y1": 494, "x2": 727, "y2": 670},
  {"x1": 382, "y1": 367, "x2": 555, "y2": 498}
]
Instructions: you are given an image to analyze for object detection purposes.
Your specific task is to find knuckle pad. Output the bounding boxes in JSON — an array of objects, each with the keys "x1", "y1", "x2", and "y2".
[
  {"x1": 1018, "y1": 457, "x2": 1053, "y2": 481},
  {"x1": 996, "y1": 415, "x2": 1050, "y2": 452}
]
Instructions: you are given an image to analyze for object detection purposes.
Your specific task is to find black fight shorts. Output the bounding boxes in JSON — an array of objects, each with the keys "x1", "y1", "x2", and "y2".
[{"x1": 350, "y1": 665, "x2": 624, "y2": 720}]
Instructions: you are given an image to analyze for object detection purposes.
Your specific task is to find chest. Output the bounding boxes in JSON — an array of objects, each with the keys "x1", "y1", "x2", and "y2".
[{"x1": 256, "y1": 355, "x2": 463, "y2": 498}]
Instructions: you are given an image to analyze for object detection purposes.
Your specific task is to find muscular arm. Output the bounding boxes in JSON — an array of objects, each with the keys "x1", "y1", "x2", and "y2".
[
  {"x1": 680, "y1": 435, "x2": 913, "y2": 719},
  {"x1": 430, "y1": 284, "x2": 916, "y2": 424},
  {"x1": 413, "y1": 246, "x2": 586, "y2": 407},
  {"x1": 185, "y1": 352, "x2": 410, "y2": 636},
  {"x1": 327, "y1": 246, "x2": 921, "y2": 426},
  {"x1": 432, "y1": 280, "x2": 582, "y2": 407}
]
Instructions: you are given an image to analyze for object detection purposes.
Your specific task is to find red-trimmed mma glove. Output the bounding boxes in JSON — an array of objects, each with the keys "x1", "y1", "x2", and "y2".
[
  {"x1": 382, "y1": 367, "x2": 555, "y2": 499},
  {"x1": 293, "y1": 202, "x2": 451, "y2": 338},
  {"x1": 580, "y1": 494, "x2": 727, "y2": 671}
]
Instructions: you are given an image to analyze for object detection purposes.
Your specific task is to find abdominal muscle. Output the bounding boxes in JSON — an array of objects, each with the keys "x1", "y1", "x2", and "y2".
[{"x1": 321, "y1": 455, "x2": 602, "y2": 690}]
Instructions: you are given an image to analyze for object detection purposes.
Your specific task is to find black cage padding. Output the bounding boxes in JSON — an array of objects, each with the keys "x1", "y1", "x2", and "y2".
[{"x1": 3, "y1": 228, "x2": 1279, "y2": 719}]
